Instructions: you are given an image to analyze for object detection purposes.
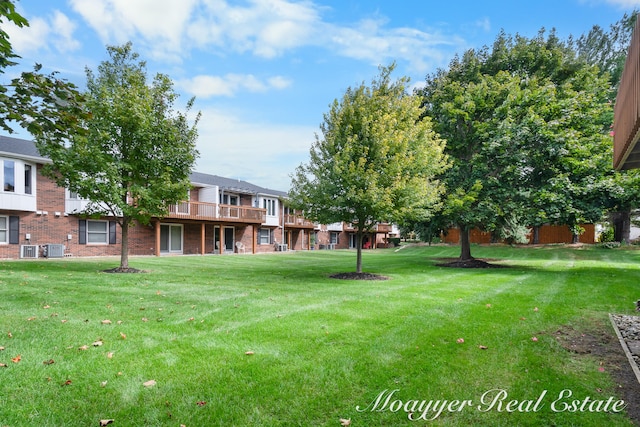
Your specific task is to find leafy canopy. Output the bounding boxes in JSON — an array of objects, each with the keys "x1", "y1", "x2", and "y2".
[
  {"x1": 290, "y1": 64, "x2": 448, "y2": 272},
  {"x1": 420, "y1": 29, "x2": 613, "y2": 258},
  {"x1": 0, "y1": 0, "x2": 87, "y2": 138},
  {"x1": 35, "y1": 43, "x2": 200, "y2": 269}
]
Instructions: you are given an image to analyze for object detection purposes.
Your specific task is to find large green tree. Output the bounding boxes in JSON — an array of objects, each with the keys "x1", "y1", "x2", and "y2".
[
  {"x1": 577, "y1": 11, "x2": 640, "y2": 243},
  {"x1": 289, "y1": 65, "x2": 448, "y2": 274},
  {"x1": 35, "y1": 43, "x2": 200, "y2": 271},
  {"x1": 420, "y1": 30, "x2": 612, "y2": 260}
]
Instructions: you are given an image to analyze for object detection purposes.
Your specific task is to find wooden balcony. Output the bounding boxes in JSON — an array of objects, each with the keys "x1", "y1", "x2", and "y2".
[
  {"x1": 376, "y1": 223, "x2": 392, "y2": 233},
  {"x1": 614, "y1": 17, "x2": 640, "y2": 170},
  {"x1": 284, "y1": 214, "x2": 315, "y2": 229},
  {"x1": 344, "y1": 223, "x2": 392, "y2": 233},
  {"x1": 165, "y1": 201, "x2": 266, "y2": 224}
]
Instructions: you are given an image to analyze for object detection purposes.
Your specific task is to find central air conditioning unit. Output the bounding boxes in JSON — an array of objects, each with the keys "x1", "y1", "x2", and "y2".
[
  {"x1": 43, "y1": 244, "x2": 65, "y2": 258},
  {"x1": 20, "y1": 245, "x2": 39, "y2": 259}
]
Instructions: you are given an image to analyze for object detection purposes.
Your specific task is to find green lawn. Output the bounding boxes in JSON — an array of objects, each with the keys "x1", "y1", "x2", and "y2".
[{"x1": 0, "y1": 244, "x2": 639, "y2": 426}]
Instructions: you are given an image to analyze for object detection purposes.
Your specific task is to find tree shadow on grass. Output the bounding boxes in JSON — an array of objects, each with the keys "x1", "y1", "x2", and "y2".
[
  {"x1": 102, "y1": 267, "x2": 147, "y2": 273},
  {"x1": 434, "y1": 257, "x2": 510, "y2": 268}
]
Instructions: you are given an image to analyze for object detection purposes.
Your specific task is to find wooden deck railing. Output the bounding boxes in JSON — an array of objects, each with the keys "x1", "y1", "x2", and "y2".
[
  {"x1": 166, "y1": 201, "x2": 266, "y2": 223},
  {"x1": 284, "y1": 214, "x2": 315, "y2": 228}
]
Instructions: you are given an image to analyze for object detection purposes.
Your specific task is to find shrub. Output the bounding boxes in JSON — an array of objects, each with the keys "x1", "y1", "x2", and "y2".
[{"x1": 601, "y1": 241, "x2": 621, "y2": 249}]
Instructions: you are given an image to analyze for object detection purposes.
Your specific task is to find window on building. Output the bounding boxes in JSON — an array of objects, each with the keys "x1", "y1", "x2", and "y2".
[
  {"x1": 3, "y1": 160, "x2": 14, "y2": 192},
  {"x1": 221, "y1": 193, "x2": 239, "y2": 205},
  {"x1": 160, "y1": 224, "x2": 183, "y2": 253},
  {"x1": 330, "y1": 232, "x2": 339, "y2": 245},
  {"x1": 24, "y1": 165, "x2": 32, "y2": 194},
  {"x1": 0, "y1": 216, "x2": 7, "y2": 243},
  {"x1": 263, "y1": 198, "x2": 276, "y2": 216},
  {"x1": 258, "y1": 228, "x2": 272, "y2": 245},
  {"x1": 87, "y1": 220, "x2": 108, "y2": 244}
]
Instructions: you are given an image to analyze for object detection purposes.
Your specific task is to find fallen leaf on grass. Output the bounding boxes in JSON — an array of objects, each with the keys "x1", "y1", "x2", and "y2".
[
  {"x1": 245, "y1": 351, "x2": 254, "y2": 356},
  {"x1": 0, "y1": 346, "x2": 4, "y2": 351},
  {"x1": 188, "y1": 317, "x2": 195, "y2": 322},
  {"x1": 27, "y1": 316, "x2": 36, "y2": 321},
  {"x1": 119, "y1": 332, "x2": 126, "y2": 340},
  {"x1": 11, "y1": 355, "x2": 21, "y2": 363},
  {"x1": 456, "y1": 338, "x2": 465, "y2": 344},
  {"x1": 99, "y1": 419, "x2": 114, "y2": 426},
  {"x1": 340, "y1": 418, "x2": 351, "y2": 426},
  {"x1": 101, "y1": 381, "x2": 108, "y2": 387},
  {"x1": 533, "y1": 307, "x2": 539, "y2": 312},
  {"x1": 141, "y1": 317, "x2": 148, "y2": 322},
  {"x1": 43, "y1": 305, "x2": 50, "y2": 309},
  {"x1": 101, "y1": 320, "x2": 112, "y2": 325},
  {"x1": 61, "y1": 319, "x2": 68, "y2": 323},
  {"x1": 106, "y1": 352, "x2": 114, "y2": 359},
  {"x1": 62, "y1": 379, "x2": 72, "y2": 386},
  {"x1": 93, "y1": 340, "x2": 104, "y2": 347},
  {"x1": 486, "y1": 304, "x2": 492, "y2": 308},
  {"x1": 7, "y1": 331, "x2": 12, "y2": 338},
  {"x1": 478, "y1": 345, "x2": 488, "y2": 350},
  {"x1": 78, "y1": 345, "x2": 89, "y2": 351},
  {"x1": 143, "y1": 380, "x2": 156, "y2": 388},
  {"x1": 196, "y1": 401, "x2": 206, "y2": 406},
  {"x1": 531, "y1": 337, "x2": 538, "y2": 342},
  {"x1": 43, "y1": 359, "x2": 55, "y2": 365}
]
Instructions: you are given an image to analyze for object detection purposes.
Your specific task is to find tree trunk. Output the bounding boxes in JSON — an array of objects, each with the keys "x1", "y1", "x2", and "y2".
[
  {"x1": 120, "y1": 217, "x2": 130, "y2": 270},
  {"x1": 572, "y1": 233, "x2": 579, "y2": 244},
  {"x1": 532, "y1": 226, "x2": 540, "y2": 245},
  {"x1": 356, "y1": 229, "x2": 363, "y2": 273},
  {"x1": 459, "y1": 225, "x2": 473, "y2": 261},
  {"x1": 611, "y1": 210, "x2": 631, "y2": 243}
]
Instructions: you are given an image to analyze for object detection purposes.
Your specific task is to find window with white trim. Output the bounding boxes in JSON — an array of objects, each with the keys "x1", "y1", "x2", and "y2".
[
  {"x1": 24, "y1": 164, "x2": 32, "y2": 194},
  {"x1": 221, "y1": 193, "x2": 239, "y2": 205},
  {"x1": 258, "y1": 228, "x2": 273, "y2": 245},
  {"x1": 263, "y1": 198, "x2": 277, "y2": 216},
  {"x1": 87, "y1": 220, "x2": 108, "y2": 244},
  {"x1": 3, "y1": 160, "x2": 14, "y2": 192},
  {"x1": 330, "y1": 232, "x2": 339, "y2": 245},
  {"x1": 0, "y1": 216, "x2": 7, "y2": 244}
]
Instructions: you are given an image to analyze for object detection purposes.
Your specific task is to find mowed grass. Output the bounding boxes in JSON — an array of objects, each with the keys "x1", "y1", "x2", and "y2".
[{"x1": 0, "y1": 244, "x2": 639, "y2": 426}]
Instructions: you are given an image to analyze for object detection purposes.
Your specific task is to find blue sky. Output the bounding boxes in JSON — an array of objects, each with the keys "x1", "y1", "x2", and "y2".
[{"x1": 5, "y1": 0, "x2": 640, "y2": 190}]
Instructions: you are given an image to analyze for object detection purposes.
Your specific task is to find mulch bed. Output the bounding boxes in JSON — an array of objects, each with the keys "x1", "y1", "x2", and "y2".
[
  {"x1": 329, "y1": 272, "x2": 389, "y2": 280},
  {"x1": 555, "y1": 323, "x2": 640, "y2": 425}
]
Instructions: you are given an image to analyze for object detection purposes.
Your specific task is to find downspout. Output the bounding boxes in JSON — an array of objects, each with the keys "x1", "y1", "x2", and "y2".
[{"x1": 281, "y1": 199, "x2": 285, "y2": 248}]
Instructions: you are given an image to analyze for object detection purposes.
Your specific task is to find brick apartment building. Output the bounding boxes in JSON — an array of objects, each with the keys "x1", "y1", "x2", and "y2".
[{"x1": 0, "y1": 135, "x2": 394, "y2": 259}]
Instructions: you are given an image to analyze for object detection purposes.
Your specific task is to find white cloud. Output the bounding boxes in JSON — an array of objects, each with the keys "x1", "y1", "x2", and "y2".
[
  {"x1": 476, "y1": 17, "x2": 491, "y2": 32},
  {"x1": 326, "y1": 19, "x2": 464, "y2": 74},
  {"x1": 178, "y1": 74, "x2": 293, "y2": 98},
  {"x1": 602, "y1": 0, "x2": 640, "y2": 6},
  {"x1": 69, "y1": 0, "x2": 198, "y2": 54},
  {"x1": 194, "y1": 108, "x2": 316, "y2": 190},
  {"x1": 4, "y1": 10, "x2": 81, "y2": 57},
  {"x1": 186, "y1": 0, "x2": 320, "y2": 58},
  {"x1": 4, "y1": 16, "x2": 50, "y2": 54},
  {"x1": 66, "y1": 0, "x2": 456, "y2": 73},
  {"x1": 51, "y1": 11, "x2": 81, "y2": 52}
]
